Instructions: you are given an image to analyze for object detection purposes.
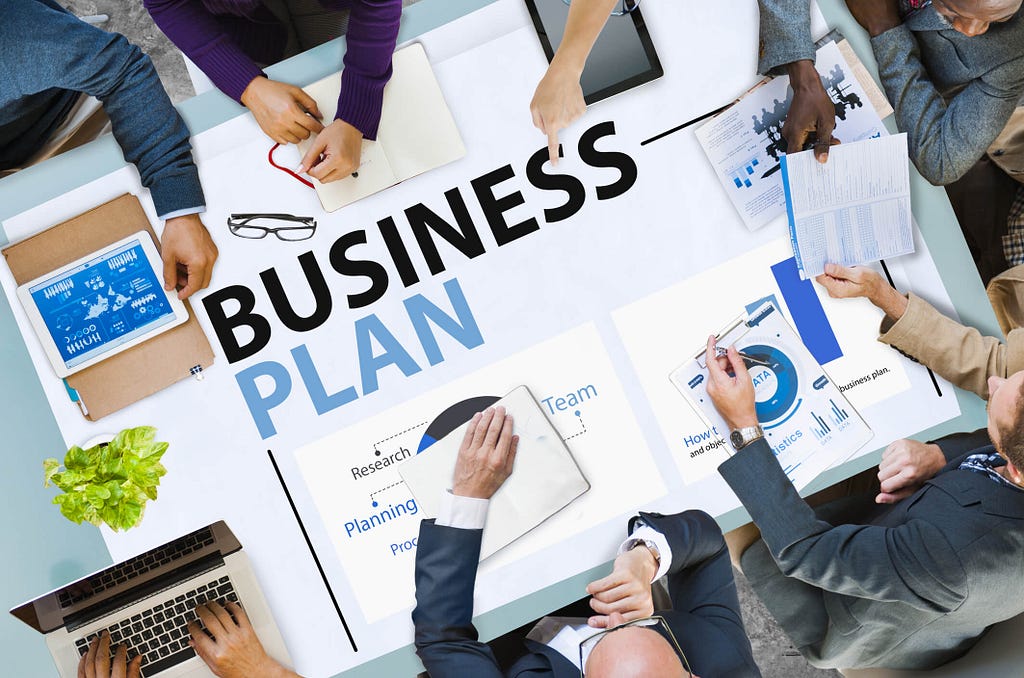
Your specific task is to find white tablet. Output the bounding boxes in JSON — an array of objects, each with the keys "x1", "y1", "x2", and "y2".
[{"x1": 16, "y1": 232, "x2": 189, "y2": 378}]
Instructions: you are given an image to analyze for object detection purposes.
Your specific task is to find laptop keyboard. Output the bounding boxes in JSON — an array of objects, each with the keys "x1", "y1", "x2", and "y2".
[
  {"x1": 75, "y1": 575, "x2": 238, "y2": 676},
  {"x1": 60, "y1": 528, "x2": 216, "y2": 608}
]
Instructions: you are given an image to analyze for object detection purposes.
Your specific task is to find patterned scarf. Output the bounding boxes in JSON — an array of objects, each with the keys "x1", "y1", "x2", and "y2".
[{"x1": 959, "y1": 452, "x2": 1024, "y2": 492}]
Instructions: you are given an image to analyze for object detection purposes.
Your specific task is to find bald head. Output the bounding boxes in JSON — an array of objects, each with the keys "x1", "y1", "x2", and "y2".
[
  {"x1": 933, "y1": 0, "x2": 1022, "y2": 36},
  {"x1": 585, "y1": 626, "x2": 688, "y2": 678}
]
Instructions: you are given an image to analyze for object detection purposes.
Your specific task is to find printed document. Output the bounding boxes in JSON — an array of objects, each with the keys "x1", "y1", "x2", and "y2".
[
  {"x1": 670, "y1": 302, "x2": 873, "y2": 491},
  {"x1": 696, "y1": 40, "x2": 886, "y2": 231},
  {"x1": 781, "y1": 133, "x2": 913, "y2": 278}
]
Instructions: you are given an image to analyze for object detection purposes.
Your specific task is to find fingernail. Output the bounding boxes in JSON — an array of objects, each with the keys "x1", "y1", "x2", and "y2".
[{"x1": 294, "y1": 164, "x2": 304, "y2": 173}]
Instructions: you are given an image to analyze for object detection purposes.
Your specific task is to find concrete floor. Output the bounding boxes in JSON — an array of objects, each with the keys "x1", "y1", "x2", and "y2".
[{"x1": 54, "y1": 2, "x2": 838, "y2": 676}]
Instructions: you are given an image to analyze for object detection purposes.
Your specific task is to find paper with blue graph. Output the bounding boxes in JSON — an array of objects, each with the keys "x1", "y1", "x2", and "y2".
[
  {"x1": 670, "y1": 300, "x2": 873, "y2": 491},
  {"x1": 695, "y1": 40, "x2": 886, "y2": 231}
]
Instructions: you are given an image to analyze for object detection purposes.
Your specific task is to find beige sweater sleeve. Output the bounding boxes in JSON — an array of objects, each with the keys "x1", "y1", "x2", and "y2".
[{"x1": 878, "y1": 293, "x2": 1024, "y2": 399}]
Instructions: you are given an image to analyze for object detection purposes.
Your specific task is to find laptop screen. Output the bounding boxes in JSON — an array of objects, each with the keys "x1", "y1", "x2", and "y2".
[{"x1": 10, "y1": 522, "x2": 239, "y2": 634}]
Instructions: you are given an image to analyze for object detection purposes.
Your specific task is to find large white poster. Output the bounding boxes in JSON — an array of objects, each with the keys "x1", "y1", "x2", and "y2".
[{"x1": 0, "y1": 2, "x2": 960, "y2": 676}]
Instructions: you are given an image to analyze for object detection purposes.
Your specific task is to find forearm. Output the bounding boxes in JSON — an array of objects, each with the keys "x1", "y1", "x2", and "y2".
[
  {"x1": 143, "y1": 0, "x2": 266, "y2": 102},
  {"x1": 337, "y1": 0, "x2": 402, "y2": 140},
  {"x1": 411, "y1": 521, "x2": 503, "y2": 676},
  {"x1": 549, "y1": 0, "x2": 620, "y2": 75},
  {"x1": 718, "y1": 439, "x2": 965, "y2": 609},
  {"x1": 99, "y1": 47, "x2": 205, "y2": 216},
  {"x1": 23, "y1": 5, "x2": 205, "y2": 216},
  {"x1": 878, "y1": 292, "x2": 1007, "y2": 399},
  {"x1": 872, "y1": 26, "x2": 1017, "y2": 184},
  {"x1": 757, "y1": 0, "x2": 816, "y2": 75}
]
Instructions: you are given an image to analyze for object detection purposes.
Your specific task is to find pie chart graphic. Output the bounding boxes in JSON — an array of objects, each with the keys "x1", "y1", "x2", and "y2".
[
  {"x1": 417, "y1": 395, "x2": 500, "y2": 453},
  {"x1": 743, "y1": 344, "x2": 800, "y2": 423}
]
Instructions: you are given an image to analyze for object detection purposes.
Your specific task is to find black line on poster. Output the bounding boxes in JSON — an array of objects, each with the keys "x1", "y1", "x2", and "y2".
[
  {"x1": 640, "y1": 103, "x2": 732, "y2": 146},
  {"x1": 879, "y1": 260, "x2": 942, "y2": 397},
  {"x1": 268, "y1": 449, "x2": 358, "y2": 653}
]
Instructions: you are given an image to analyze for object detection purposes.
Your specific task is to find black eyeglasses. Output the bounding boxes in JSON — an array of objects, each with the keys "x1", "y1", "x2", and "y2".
[
  {"x1": 227, "y1": 214, "x2": 317, "y2": 241},
  {"x1": 578, "y1": 616, "x2": 692, "y2": 677},
  {"x1": 561, "y1": 0, "x2": 640, "y2": 17}
]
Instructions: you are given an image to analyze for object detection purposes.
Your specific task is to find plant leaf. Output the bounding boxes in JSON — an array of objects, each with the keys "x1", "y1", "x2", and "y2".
[
  {"x1": 49, "y1": 427, "x2": 165, "y2": 532},
  {"x1": 103, "y1": 480, "x2": 125, "y2": 504},
  {"x1": 84, "y1": 484, "x2": 111, "y2": 509},
  {"x1": 111, "y1": 427, "x2": 156, "y2": 456},
  {"x1": 55, "y1": 492, "x2": 88, "y2": 524},
  {"x1": 64, "y1": 446, "x2": 90, "y2": 470},
  {"x1": 43, "y1": 459, "x2": 60, "y2": 487}
]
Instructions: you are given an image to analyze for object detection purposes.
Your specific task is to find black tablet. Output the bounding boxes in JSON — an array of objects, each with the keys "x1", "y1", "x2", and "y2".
[{"x1": 524, "y1": 0, "x2": 663, "y2": 105}]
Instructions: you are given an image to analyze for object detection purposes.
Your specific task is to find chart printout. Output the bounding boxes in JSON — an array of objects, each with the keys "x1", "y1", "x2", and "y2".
[
  {"x1": 696, "y1": 40, "x2": 886, "y2": 231},
  {"x1": 670, "y1": 301, "x2": 873, "y2": 491},
  {"x1": 781, "y1": 133, "x2": 913, "y2": 278}
]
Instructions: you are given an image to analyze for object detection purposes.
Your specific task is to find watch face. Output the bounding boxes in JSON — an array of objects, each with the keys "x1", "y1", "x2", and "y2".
[{"x1": 730, "y1": 430, "x2": 744, "y2": 448}]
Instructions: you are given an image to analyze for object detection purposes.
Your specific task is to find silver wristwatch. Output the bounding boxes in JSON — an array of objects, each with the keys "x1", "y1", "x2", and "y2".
[{"x1": 729, "y1": 425, "x2": 764, "y2": 451}]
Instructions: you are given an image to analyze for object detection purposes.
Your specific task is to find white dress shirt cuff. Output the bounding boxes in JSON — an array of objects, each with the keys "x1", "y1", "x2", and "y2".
[
  {"x1": 160, "y1": 206, "x2": 206, "y2": 221},
  {"x1": 618, "y1": 523, "x2": 673, "y2": 583},
  {"x1": 435, "y1": 490, "x2": 490, "y2": 530}
]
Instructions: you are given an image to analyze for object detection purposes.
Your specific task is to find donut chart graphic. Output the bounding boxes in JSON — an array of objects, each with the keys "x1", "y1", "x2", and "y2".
[
  {"x1": 417, "y1": 395, "x2": 500, "y2": 452},
  {"x1": 743, "y1": 343, "x2": 799, "y2": 423}
]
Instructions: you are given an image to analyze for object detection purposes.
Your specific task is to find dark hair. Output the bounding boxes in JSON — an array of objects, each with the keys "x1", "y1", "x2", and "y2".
[{"x1": 995, "y1": 379, "x2": 1024, "y2": 470}]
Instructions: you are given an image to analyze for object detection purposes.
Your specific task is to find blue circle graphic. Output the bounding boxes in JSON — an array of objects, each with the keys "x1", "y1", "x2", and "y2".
[{"x1": 743, "y1": 344, "x2": 799, "y2": 422}]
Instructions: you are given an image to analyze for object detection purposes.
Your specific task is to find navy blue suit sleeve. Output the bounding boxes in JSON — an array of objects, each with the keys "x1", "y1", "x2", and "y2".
[
  {"x1": 412, "y1": 520, "x2": 504, "y2": 677},
  {"x1": 636, "y1": 511, "x2": 760, "y2": 676}
]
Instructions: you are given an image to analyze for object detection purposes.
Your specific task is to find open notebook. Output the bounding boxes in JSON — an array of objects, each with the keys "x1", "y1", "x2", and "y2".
[
  {"x1": 399, "y1": 386, "x2": 590, "y2": 560},
  {"x1": 297, "y1": 42, "x2": 466, "y2": 212}
]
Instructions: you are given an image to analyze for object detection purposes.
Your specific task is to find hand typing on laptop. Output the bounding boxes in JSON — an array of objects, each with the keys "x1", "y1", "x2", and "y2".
[
  {"x1": 79, "y1": 631, "x2": 141, "y2": 678},
  {"x1": 187, "y1": 602, "x2": 299, "y2": 678},
  {"x1": 78, "y1": 602, "x2": 299, "y2": 678}
]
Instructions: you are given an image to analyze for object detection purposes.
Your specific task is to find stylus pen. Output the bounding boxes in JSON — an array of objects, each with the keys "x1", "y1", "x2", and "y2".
[{"x1": 715, "y1": 346, "x2": 771, "y2": 367}]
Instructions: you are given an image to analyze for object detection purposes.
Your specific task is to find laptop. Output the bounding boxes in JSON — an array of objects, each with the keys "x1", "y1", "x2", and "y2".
[{"x1": 10, "y1": 522, "x2": 292, "y2": 677}]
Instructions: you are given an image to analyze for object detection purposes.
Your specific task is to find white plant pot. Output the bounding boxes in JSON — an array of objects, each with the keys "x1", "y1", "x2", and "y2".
[{"x1": 81, "y1": 433, "x2": 115, "y2": 449}]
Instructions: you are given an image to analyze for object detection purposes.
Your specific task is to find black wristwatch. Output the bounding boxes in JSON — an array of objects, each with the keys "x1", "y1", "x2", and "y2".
[{"x1": 730, "y1": 425, "x2": 763, "y2": 451}]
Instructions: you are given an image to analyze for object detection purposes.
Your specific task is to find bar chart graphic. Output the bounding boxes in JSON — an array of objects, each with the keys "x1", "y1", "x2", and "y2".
[{"x1": 811, "y1": 398, "x2": 851, "y2": 441}]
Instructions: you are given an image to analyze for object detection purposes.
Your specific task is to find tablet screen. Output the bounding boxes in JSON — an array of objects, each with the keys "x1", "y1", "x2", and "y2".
[
  {"x1": 28, "y1": 239, "x2": 177, "y2": 370},
  {"x1": 526, "y1": 0, "x2": 663, "y2": 104}
]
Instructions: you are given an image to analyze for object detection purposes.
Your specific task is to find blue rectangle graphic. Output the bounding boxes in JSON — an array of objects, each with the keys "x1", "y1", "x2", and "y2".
[{"x1": 771, "y1": 257, "x2": 843, "y2": 364}]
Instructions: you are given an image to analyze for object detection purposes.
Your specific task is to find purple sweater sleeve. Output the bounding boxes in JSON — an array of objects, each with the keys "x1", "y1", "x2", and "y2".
[
  {"x1": 337, "y1": 0, "x2": 401, "y2": 140},
  {"x1": 143, "y1": 0, "x2": 269, "y2": 102}
]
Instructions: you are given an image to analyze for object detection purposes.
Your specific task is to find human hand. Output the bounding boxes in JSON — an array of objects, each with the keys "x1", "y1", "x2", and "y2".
[
  {"x1": 240, "y1": 77, "x2": 324, "y2": 145},
  {"x1": 815, "y1": 263, "x2": 908, "y2": 320},
  {"x1": 296, "y1": 119, "x2": 363, "y2": 183},
  {"x1": 161, "y1": 214, "x2": 218, "y2": 300},
  {"x1": 451, "y1": 407, "x2": 519, "y2": 500},
  {"x1": 704, "y1": 336, "x2": 758, "y2": 431},
  {"x1": 845, "y1": 0, "x2": 903, "y2": 38},
  {"x1": 78, "y1": 631, "x2": 141, "y2": 678},
  {"x1": 585, "y1": 546, "x2": 658, "y2": 628},
  {"x1": 530, "y1": 62, "x2": 586, "y2": 165},
  {"x1": 876, "y1": 439, "x2": 945, "y2": 503},
  {"x1": 784, "y1": 60, "x2": 839, "y2": 163},
  {"x1": 188, "y1": 602, "x2": 295, "y2": 678}
]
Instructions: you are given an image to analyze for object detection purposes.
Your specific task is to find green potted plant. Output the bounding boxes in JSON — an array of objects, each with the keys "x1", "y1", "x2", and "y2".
[{"x1": 43, "y1": 426, "x2": 169, "y2": 531}]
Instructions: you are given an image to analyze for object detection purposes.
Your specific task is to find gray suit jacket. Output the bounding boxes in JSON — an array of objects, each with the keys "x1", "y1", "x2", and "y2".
[
  {"x1": 719, "y1": 428, "x2": 1024, "y2": 670},
  {"x1": 758, "y1": 0, "x2": 1024, "y2": 184}
]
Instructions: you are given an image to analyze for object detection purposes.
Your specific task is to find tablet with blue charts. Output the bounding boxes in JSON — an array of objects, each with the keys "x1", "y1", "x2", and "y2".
[{"x1": 16, "y1": 232, "x2": 188, "y2": 378}]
